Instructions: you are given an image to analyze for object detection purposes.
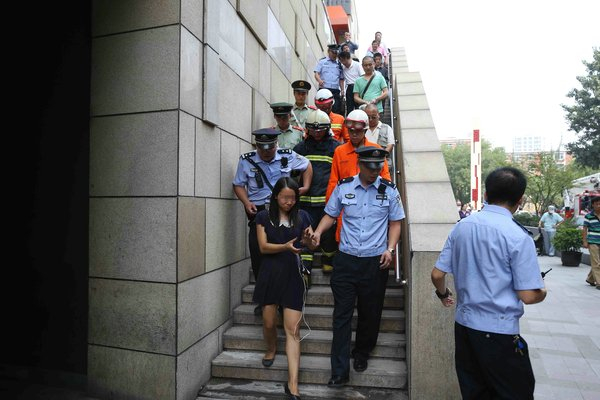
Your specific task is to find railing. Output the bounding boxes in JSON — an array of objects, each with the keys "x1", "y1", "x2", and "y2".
[{"x1": 387, "y1": 50, "x2": 404, "y2": 284}]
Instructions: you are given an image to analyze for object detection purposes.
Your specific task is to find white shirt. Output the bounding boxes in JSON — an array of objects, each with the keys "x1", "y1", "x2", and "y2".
[
  {"x1": 342, "y1": 60, "x2": 364, "y2": 87},
  {"x1": 366, "y1": 122, "x2": 394, "y2": 147}
]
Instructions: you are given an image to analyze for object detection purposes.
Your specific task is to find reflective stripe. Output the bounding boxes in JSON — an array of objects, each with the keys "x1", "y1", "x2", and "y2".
[
  {"x1": 331, "y1": 123, "x2": 342, "y2": 129},
  {"x1": 300, "y1": 255, "x2": 313, "y2": 261},
  {"x1": 300, "y1": 195, "x2": 326, "y2": 203},
  {"x1": 305, "y1": 154, "x2": 333, "y2": 163}
]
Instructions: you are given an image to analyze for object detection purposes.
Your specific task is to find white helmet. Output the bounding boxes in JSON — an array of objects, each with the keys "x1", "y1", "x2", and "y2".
[
  {"x1": 346, "y1": 109, "x2": 369, "y2": 127},
  {"x1": 315, "y1": 88, "x2": 334, "y2": 105},
  {"x1": 305, "y1": 109, "x2": 331, "y2": 130}
]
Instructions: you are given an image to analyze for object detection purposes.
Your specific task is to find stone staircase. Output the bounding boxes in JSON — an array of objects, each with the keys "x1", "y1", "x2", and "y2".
[{"x1": 197, "y1": 267, "x2": 408, "y2": 399}]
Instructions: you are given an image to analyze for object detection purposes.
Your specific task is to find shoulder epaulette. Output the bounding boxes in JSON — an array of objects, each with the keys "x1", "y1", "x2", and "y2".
[
  {"x1": 338, "y1": 177, "x2": 354, "y2": 185},
  {"x1": 241, "y1": 151, "x2": 256, "y2": 159},
  {"x1": 278, "y1": 148, "x2": 292, "y2": 154},
  {"x1": 379, "y1": 178, "x2": 396, "y2": 189},
  {"x1": 512, "y1": 218, "x2": 533, "y2": 236},
  {"x1": 292, "y1": 125, "x2": 304, "y2": 131}
]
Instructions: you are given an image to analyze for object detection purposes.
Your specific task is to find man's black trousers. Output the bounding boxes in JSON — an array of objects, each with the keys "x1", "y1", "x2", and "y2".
[
  {"x1": 330, "y1": 251, "x2": 388, "y2": 377},
  {"x1": 455, "y1": 322, "x2": 535, "y2": 400}
]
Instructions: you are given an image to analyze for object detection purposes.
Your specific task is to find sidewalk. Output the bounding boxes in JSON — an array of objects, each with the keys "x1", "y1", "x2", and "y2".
[{"x1": 522, "y1": 255, "x2": 600, "y2": 400}]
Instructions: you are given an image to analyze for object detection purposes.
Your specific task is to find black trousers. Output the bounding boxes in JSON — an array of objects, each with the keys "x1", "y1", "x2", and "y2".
[
  {"x1": 455, "y1": 322, "x2": 535, "y2": 400},
  {"x1": 247, "y1": 205, "x2": 266, "y2": 280},
  {"x1": 330, "y1": 251, "x2": 388, "y2": 377},
  {"x1": 345, "y1": 84, "x2": 356, "y2": 115},
  {"x1": 329, "y1": 88, "x2": 343, "y2": 115}
]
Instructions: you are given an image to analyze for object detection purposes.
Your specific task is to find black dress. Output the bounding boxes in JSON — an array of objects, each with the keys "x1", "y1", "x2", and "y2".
[{"x1": 252, "y1": 209, "x2": 312, "y2": 311}]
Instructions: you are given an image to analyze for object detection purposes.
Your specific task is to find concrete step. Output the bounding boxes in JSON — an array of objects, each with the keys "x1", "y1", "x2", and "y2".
[
  {"x1": 242, "y1": 285, "x2": 404, "y2": 309},
  {"x1": 222, "y1": 325, "x2": 406, "y2": 359},
  {"x1": 197, "y1": 378, "x2": 408, "y2": 399},
  {"x1": 211, "y1": 351, "x2": 407, "y2": 389},
  {"x1": 233, "y1": 304, "x2": 405, "y2": 333},
  {"x1": 251, "y1": 267, "x2": 404, "y2": 287}
]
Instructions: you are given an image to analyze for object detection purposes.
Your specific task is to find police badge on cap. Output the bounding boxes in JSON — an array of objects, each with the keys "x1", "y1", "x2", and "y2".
[
  {"x1": 252, "y1": 128, "x2": 280, "y2": 149},
  {"x1": 270, "y1": 102, "x2": 294, "y2": 115},
  {"x1": 292, "y1": 80, "x2": 311, "y2": 92},
  {"x1": 356, "y1": 146, "x2": 389, "y2": 169}
]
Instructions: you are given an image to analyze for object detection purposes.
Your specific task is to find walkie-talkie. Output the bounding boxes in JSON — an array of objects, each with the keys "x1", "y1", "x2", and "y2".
[{"x1": 541, "y1": 268, "x2": 552, "y2": 279}]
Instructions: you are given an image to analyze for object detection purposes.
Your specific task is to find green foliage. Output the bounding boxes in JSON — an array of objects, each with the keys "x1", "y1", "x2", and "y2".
[
  {"x1": 562, "y1": 48, "x2": 600, "y2": 169},
  {"x1": 513, "y1": 212, "x2": 540, "y2": 227},
  {"x1": 441, "y1": 139, "x2": 510, "y2": 205},
  {"x1": 524, "y1": 152, "x2": 579, "y2": 215},
  {"x1": 552, "y1": 218, "x2": 583, "y2": 252}
]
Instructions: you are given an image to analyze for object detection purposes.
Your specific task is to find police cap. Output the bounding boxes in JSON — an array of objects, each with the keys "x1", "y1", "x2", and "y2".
[
  {"x1": 270, "y1": 102, "x2": 294, "y2": 115},
  {"x1": 291, "y1": 80, "x2": 311, "y2": 92},
  {"x1": 252, "y1": 128, "x2": 280, "y2": 149},
  {"x1": 356, "y1": 146, "x2": 388, "y2": 169},
  {"x1": 327, "y1": 44, "x2": 339, "y2": 53}
]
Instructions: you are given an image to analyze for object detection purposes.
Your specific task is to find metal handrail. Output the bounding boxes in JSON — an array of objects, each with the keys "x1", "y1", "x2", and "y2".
[{"x1": 387, "y1": 50, "x2": 404, "y2": 284}]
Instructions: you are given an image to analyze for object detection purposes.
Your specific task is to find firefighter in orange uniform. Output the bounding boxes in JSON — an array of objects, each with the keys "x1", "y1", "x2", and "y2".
[
  {"x1": 315, "y1": 89, "x2": 350, "y2": 143},
  {"x1": 325, "y1": 109, "x2": 392, "y2": 259}
]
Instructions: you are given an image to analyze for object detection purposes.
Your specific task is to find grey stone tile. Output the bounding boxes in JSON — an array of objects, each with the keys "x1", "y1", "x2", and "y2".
[
  {"x1": 177, "y1": 197, "x2": 206, "y2": 282},
  {"x1": 221, "y1": 132, "x2": 241, "y2": 199},
  {"x1": 91, "y1": 26, "x2": 179, "y2": 115},
  {"x1": 238, "y1": 0, "x2": 268, "y2": 48},
  {"x1": 88, "y1": 345, "x2": 175, "y2": 400},
  {"x1": 180, "y1": 27, "x2": 203, "y2": 119},
  {"x1": 177, "y1": 268, "x2": 230, "y2": 352},
  {"x1": 176, "y1": 329, "x2": 220, "y2": 400},
  {"x1": 90, "y1": 111, "x2": 178, "y2": 197},
  {"x1": 89, "y1": 198, "x2": 177, "y2": 282},
  {"x1": 92, "y1": 0, "x2": 179, "y2": 37},
  {"x1": 218, "y1": 61, "x2": 252, "y2": 140},
  {"x1": 205, "y1": 199, "x2": 247, "y2": 272},
  {"x1": 195, "y1": 121, "x2": 221, "y2": 198},
  {"x1": 179, "y1": 112, "x2": 195, "y2": 196},
  {"x1": 88, "y1": 279, "x2": 176, "y2": 354},
  {"x1": 181, "y1": 0, "x2": 203, "y2": 41}
]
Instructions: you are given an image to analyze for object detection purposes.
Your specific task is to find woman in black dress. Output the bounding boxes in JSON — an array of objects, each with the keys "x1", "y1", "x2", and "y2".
[{"x1": 253, "y1": 177, "x2": 315, "y2": 399}]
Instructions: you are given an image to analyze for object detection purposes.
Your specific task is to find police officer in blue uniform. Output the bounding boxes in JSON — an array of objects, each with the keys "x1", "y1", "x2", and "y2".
[
  {"x1": 233, "y1": 128, "x2": 313, "y2": 315},
  {"x1": 314, "y1": 44, "x2": 345, "y2": 115},
  {"x1": 432, "y1": 167, "x2": 547, "y2": 399},
  {"x1": 311, "y1": 146, "x2": 405, "y2": 387}
]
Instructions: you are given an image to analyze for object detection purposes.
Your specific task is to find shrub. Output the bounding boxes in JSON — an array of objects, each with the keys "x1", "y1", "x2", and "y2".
[
  {"x1": 513, "y1": 212, "x2": 540, "y2": 227},
  {"x1": 552, "y1": 218, "x2": 583, "y2": 252}
]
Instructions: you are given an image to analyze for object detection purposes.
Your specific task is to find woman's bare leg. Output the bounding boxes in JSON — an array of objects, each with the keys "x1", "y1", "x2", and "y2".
[
  {"x1": 262, "y1": 305, "x2": 278, "y2": 360},
  {"x1": 283, "y1": 307, "x2": 302, "y2": 395}
]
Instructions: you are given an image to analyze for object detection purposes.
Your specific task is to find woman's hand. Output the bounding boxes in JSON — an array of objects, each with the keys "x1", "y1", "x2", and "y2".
[{"x1": 284, "y1": 238, "x2": 302, "y2": 254}]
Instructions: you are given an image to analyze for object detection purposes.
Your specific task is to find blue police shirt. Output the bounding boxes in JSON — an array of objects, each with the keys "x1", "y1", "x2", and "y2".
[
  {"x1": 324, "y1": 175, "x2": 405, "y2": 257},
  {"x1": 435, "y1": 204, "x2": 544, "y2": 335},
  {"x1": 232, "y1": 149, "x2": 309, "y2": 205},
  {"x1": 314, "y1": 57, "x2": 343, "y2": 90}
]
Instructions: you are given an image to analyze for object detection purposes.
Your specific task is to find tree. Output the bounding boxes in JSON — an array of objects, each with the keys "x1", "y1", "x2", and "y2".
[
  {"x1": 562, "y1": 48, "x2": 600, "y2": 169},
  {"x1": 525, "y1": 152, "x2": 580, "y2": 215},
  {"x1": 441, "y1": 140, "x2": 510, "y2": 205}
]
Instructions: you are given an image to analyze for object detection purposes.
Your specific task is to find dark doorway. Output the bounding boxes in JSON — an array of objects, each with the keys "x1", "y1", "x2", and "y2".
[{"x1": 3, "y1": 0, "x2": 91, "y2": 394}]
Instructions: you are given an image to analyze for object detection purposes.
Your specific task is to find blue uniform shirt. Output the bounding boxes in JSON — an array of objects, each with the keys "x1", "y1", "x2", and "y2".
[
  {"x1": 325, "y1": 175, "x2": 405, "y2": 257},
  {"x1": 232, "y1": 149, "x2": 309, "y2": 205},
  {"x1": 435, "y1": 204, "x2": 544, "y2": 334},
  {"x1": 314, "y1": 57, "x2": 343, "y2": 90}
]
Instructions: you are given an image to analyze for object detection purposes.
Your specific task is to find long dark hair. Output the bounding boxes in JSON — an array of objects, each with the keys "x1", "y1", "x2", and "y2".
[{"x1": 268, "y1": 177, "x2": 300, "y2": 227}]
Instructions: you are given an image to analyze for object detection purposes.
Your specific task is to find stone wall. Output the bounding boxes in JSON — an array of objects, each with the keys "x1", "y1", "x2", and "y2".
[
  {"x1": 88, "y1": 1, "x2": 334, "y2": 399},
  {"x1": 391, "y1": 48, "x2": 461, "y2": 399}
]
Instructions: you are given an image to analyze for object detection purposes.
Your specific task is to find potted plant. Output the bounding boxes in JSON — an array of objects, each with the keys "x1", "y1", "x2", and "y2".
[{"x1": 552, "y1": 218, "x2": 583, "y2": 266}]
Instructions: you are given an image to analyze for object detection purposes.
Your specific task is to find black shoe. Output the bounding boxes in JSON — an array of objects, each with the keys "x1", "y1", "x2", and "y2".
[
  {"x1": 353, "y1": 358, "x2": 368, "y2": 372},
  {"x1": 284, "y1": 383, "x2": 301, "y2": 399},
  {"x1": 586, "y1": 279, "x2": 597, "y2": 286},
  {"x1": 261, "y1": 357, "x2": 274, "y2": 367},
  {"x1": 327, "y1": 375, "x2": 349, "y2": 387},
  {"x1": 254, "y1": 305, "x2": 262, "y2": 316}
]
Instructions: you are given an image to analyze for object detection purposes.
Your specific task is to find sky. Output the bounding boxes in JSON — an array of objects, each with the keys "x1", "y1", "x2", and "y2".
[{"x1": 353, "y1": 0, "x2": 600, "y2": 152}]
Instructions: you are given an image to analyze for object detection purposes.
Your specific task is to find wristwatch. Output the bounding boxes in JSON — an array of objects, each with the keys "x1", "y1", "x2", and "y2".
[
  {"x1": 387, "y1": 248, "x2": 395, "y2": 255},
  {"x1": 435, "y1": 288, "x2": 452, "y2": 299}
]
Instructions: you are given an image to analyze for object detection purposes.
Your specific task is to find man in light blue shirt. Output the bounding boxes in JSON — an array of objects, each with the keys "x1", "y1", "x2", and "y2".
[
  {"x1": 538, "y1": 205, "x2": 564, "y2": 256},
  {"x1": 233, "y1": 128, "x2": 312, "y2": 315},
  {"x1": 312, "y1": 147, "x2": 405, "y2": 387},
  {"x1": 431, "y1": 167, "x2": 547, "y2": 400},
  {"x1": 314, "y1": 44, "x2": 344, "y2": 115}
]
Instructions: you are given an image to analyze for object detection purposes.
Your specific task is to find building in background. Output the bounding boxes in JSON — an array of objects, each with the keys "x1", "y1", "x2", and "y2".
[{"x1": 325, "y1": 0, "x2": 359, "y2": 44}]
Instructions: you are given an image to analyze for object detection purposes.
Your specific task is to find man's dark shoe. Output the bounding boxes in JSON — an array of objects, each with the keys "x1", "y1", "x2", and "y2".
[
  {"x1": 327, "y1": 375, "x2": 349, "y2": 387},
  {"x1": 353, "y1": 358, "x2": 368, "y2": 372},
  {"x1": 254, "y1": 305, "x2": 262, "y2": 316}
]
